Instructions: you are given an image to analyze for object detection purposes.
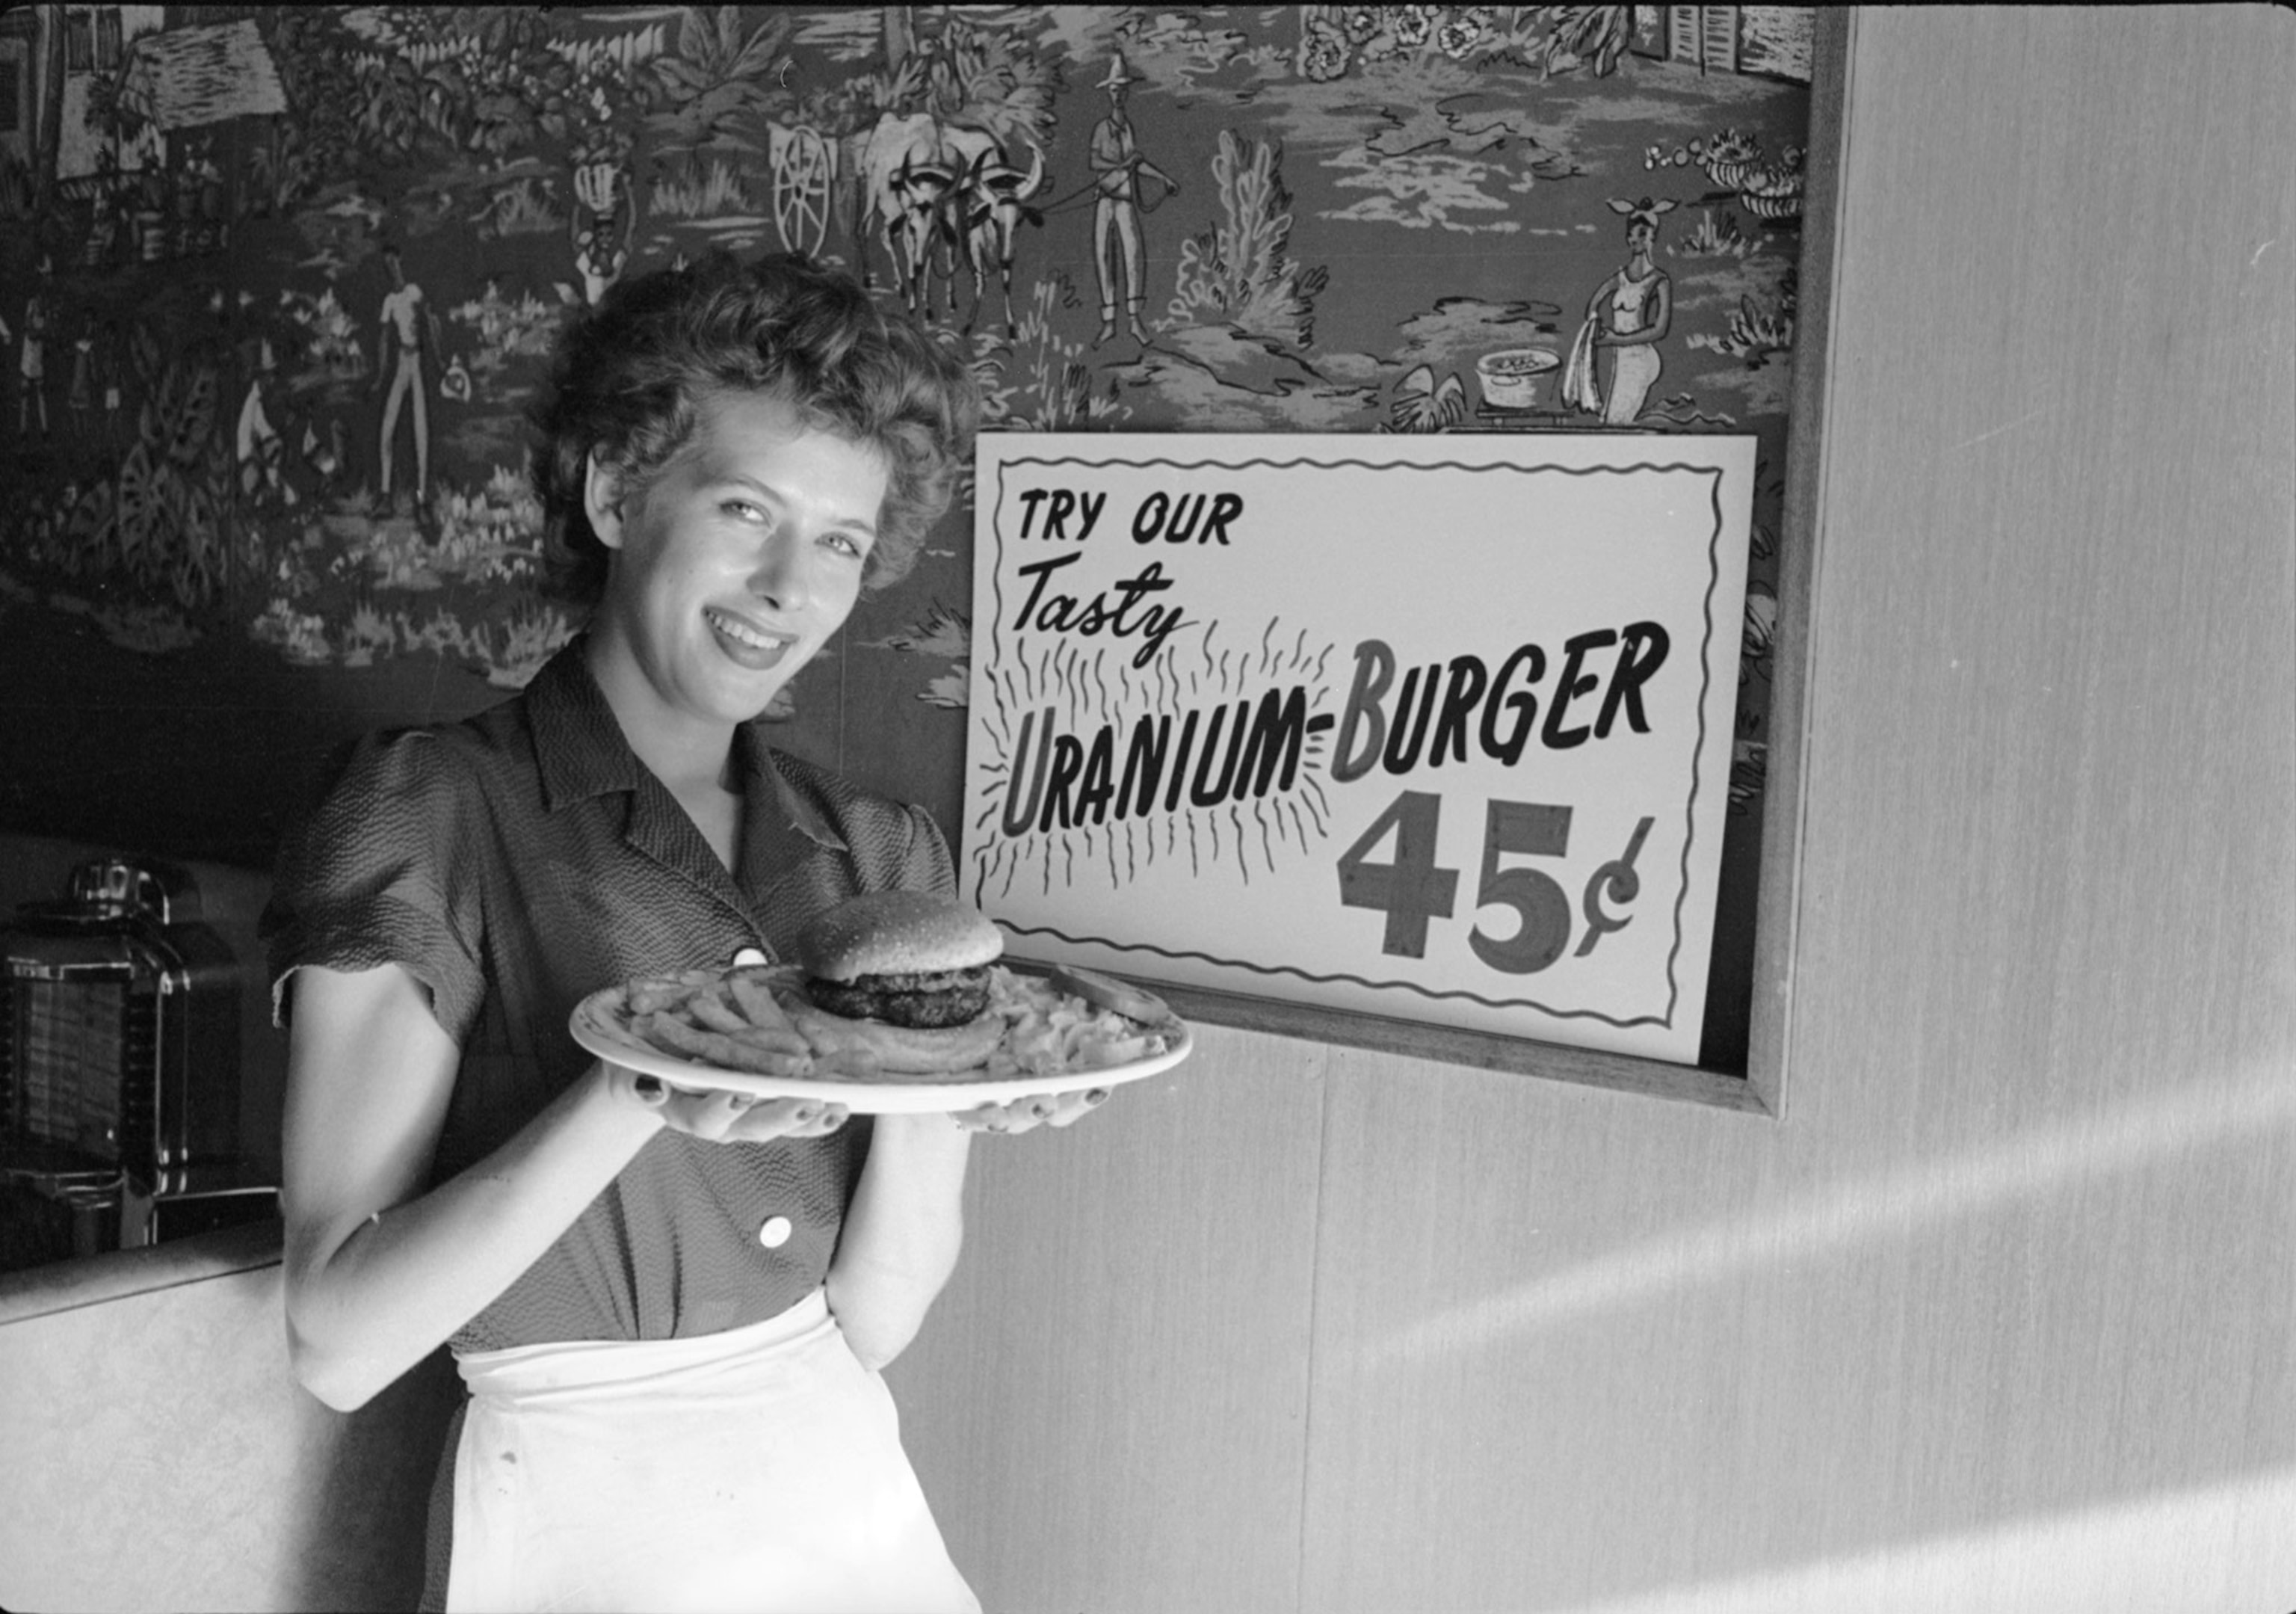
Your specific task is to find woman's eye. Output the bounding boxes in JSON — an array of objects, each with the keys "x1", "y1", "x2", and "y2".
[
  {"x1": 723, "y1": 500, "x2": 766, "y2": 523},
  {"x1": 824, "y1": 530, "x2": 869, "y2": 560}
]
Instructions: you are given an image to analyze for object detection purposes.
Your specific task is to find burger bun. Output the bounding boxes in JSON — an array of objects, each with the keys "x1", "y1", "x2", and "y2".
[
  {"x1": 798, "y1": 891, "x2": 1004, "y2": 982},
  {"x1": 793, "y1": 893, "x2": 1007, "y2": 1068}
]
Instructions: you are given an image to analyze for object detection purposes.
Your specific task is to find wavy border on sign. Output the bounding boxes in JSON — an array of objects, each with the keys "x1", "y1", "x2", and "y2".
[
  {"x1": 1670, "y1": 465, "x2": 1729, "y2": 1029},
  {"x1": 996, "y1": 922, "x2": 1669, "y2": 1029},
  {"x1": 970, "y1": 453, "x2": 1732, "y2": 1034}
]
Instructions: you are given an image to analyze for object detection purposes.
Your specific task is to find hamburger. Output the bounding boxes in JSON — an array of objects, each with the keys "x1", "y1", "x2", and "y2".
[{"x1": 790, "y1": 891, "x2": 1008, "y2": 1074}]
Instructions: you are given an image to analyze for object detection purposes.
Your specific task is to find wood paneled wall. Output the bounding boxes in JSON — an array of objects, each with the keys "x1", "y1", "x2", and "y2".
[{"x1": 886, "y1": 9, "x2": 2296, "y2": 1612}]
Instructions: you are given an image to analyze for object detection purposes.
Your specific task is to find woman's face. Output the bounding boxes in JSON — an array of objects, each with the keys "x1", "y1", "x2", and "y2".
[
  {"x1": 587, "y1": 388, "x2": 889, "y2": 736},
  {"x1": 1627, "y1": 219, "x2": 1655, "y2": 256}
]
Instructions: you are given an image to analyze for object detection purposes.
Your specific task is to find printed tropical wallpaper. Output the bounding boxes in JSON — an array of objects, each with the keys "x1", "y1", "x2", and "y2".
[{"x1": 0, "y1": 4, "x2": 1812, "y2": 1063}]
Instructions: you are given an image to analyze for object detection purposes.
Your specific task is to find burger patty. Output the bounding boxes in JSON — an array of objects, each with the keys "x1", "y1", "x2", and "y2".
[{"x1": 805, "y1": 965, "x2": 991, "y2": 1029}]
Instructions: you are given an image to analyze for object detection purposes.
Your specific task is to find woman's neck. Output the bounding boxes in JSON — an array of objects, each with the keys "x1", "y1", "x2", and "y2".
[{"x1": 583, "y1": 630, "x2": 739, "y2": 798}]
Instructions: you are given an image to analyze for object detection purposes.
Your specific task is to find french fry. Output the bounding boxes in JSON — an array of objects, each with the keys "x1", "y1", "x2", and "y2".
[
  {"x1": 725, "y1": 1022, "x2": 811, "y2": 1059},
  {"x1": 785, "y1": 1005, "x2": 876, "y2": 1061},
  {"x1": 812, "y1": 1044, "x2": 884, "y2": 1080},
  {"x1": 726, "y1": 970, "x2": 797, "y2": 1035},
  {"x1": 637, "y1": 1011, "x2": 809, "y2": 1076},
  {"x1": 686, "y1": 989, "x2": 753, "y2": 1036},
  {"x1": 626, "y1": 978, "x2": 697, "y2": 1017}
]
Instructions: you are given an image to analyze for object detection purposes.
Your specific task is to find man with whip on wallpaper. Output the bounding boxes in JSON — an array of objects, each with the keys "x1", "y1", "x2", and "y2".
[{"x1": 1087, "y1": 51, "x2": 1179, "y2": 348}]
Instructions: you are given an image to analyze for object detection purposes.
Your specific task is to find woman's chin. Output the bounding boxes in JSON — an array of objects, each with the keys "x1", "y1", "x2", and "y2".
[
  {"x1": 700, "y1": 674, "x2": 794, "y2": 727},
  {"x1": 713, "y1": 652, "x2": 814, "y2": 722}
]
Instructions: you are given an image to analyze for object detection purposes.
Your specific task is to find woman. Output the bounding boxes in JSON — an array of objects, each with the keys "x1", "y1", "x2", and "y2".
[
  {"x1": 267, "y1": 253, "x2": 1085, "y2": 1612},
  {"x1": 1562, "y1": 197, "x2": 1676, "y2": 425}
]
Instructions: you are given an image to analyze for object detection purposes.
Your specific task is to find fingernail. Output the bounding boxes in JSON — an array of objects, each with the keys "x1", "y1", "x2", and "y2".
[
  {"x1": 634, "y1": 1075, "x2": 665, "y2": 1105},
  {"x1": 1030, "y1": 1100, "x2": 1053, "y2": 1118},
  {"x1": 1084, "y1": 1088, "x2": 1109, "y2": 1106},
  {"x1": 792, "y1": 1106, "x2": 818, "y2": 1123}
]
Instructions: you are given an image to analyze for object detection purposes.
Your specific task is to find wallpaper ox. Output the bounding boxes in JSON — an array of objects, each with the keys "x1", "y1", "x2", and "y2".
[{"x1": 0, "y1": 4, "x2": 1812, "y2": 1065}]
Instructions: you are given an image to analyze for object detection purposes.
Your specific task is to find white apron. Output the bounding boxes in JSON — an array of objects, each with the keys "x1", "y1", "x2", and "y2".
[{"x1": 445, "y1": 1290, "x2": 979, "y2": 1614}]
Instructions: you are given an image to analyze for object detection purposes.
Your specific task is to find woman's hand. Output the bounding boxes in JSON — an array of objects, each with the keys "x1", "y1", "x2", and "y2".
[
  {"x1": 604, "y1": 1064, "x2": 850, "y2": 1143},
  {"x1": 954, "y1": 1086, "x2": 1111, "y2": 1134}
]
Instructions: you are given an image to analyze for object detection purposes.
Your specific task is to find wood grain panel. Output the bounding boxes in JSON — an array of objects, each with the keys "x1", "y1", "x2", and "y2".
[
  {"x1": 1297, "y1": 8, "x2": 2295, "y2": 1612},
  {"x1": 886, "y1": 1021, "x2": 1327, "y2": 1613}
]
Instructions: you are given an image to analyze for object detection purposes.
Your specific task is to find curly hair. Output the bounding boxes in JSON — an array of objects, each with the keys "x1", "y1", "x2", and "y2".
[{"x1": 531, "y1": 252, "x2": 979, "y2": 605}]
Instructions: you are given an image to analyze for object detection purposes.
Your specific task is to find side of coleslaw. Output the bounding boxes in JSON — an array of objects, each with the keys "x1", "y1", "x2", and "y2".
[{"x1": 982, "y1": 969, "x2": 1169, "y2": 1079}]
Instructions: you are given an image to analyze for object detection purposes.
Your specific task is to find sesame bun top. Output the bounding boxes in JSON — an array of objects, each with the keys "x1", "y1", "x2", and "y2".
[{"x1": 797, "y1": 890, "x2": 1004, "y2": 982}]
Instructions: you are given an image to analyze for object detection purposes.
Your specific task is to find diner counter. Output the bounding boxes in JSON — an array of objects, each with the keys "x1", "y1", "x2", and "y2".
[
  {"x1": 0, "y1": 1219, "x2": 456, "y2": 1613},
  {"x1": 0, "y1": 1213, "x2": 283, "y2": 1324}
]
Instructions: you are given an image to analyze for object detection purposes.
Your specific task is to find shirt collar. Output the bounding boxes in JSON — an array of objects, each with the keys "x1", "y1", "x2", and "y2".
[
  {"x1": 528, "y1": 636, "x2": 647, "y2": 810},
  {"x1": 733, "y1": 721, "x2": 848, "y2": 854},
  {"x1": 528, "y1": 635, "x2": 848, "y2": 853}
]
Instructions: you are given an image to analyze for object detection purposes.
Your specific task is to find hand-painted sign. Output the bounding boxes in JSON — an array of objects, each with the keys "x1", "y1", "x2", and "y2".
[{"x1": 963, "y1": 434, "x2": 1755, "y2": 1065}]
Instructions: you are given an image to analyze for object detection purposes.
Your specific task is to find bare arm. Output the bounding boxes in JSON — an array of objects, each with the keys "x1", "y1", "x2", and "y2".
[
  {"x1": 280, "y1": 963, "x2": 670, "y2": 1408},
  {"x1": 824, "y1": 1115, "x2": 970, "y2": 1370},
  {"x1": 280, "y1": 963, "x2": 844, "y2": 1409}
]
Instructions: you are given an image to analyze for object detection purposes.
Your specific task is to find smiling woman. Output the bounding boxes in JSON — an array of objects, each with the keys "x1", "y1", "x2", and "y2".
[
  {"x1": 581, "y1": 389, "x2": 891, "y2": 839},
  {"x1": 256, "y1": 253, "x2": 1093, "y2": 1613}
]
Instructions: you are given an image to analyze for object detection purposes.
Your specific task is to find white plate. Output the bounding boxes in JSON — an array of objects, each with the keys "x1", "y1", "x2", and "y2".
[{"x1": 569, "y1": 971, "x2": 1194, "y2": 1115}]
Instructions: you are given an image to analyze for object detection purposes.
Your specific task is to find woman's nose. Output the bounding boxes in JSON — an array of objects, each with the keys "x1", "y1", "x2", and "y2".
[{"x1": 747, "y1": 532, "x2": 814, "y2": 609}]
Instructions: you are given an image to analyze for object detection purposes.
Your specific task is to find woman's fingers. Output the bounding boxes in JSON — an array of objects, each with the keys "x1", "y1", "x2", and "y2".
[
  {"x1": 635, "y1": 1079, "x2": 1112, "y2": 1139},
  {"x1": 656, "y1": 1086, "x2": 747, "y2": 1139},
  {"x1": 729, "y1": 1099, "x2": 848, "y2": 1142},
  {"x1": 1046, "y1": 1088, "x2": 1111, "y2": 1129},
  {"x1": 649, "y1": 1088, "x2": 848, "y2": 1143},
  {"x1": 953, "y1": 1088, "x2": 1113, "y2": 1133},
  {"x1": 953, "y1": 1100, "x2": 1012, "y2": 1133}
]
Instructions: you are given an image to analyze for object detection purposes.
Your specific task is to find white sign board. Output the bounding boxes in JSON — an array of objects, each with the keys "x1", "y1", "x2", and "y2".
[{"x1": 963, "y1": 434, "x2": 1755, "y2": 1066}]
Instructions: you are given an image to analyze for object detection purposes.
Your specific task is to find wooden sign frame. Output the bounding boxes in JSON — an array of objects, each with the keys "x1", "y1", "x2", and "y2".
[{"x1": 975, "y1": 12, "x2": 1851, "y2": 1120}]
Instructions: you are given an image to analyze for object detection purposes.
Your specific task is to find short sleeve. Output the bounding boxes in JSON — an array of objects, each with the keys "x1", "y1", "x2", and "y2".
[
  {"x1": 898, "y1": 804, "x2": 958, "y2": 899},
  {"x1": 261, "y1": 729, "x2": 487, "y2": 1045}
]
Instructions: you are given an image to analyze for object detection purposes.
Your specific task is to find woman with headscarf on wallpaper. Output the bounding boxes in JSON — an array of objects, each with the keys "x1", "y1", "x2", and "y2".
[
  {"x1": 264, "y1": 252, "x2": 1101, "y2": 1613},
  {"x1": 1562, "y1": 196, "x2": 1678, "y2": 425}
]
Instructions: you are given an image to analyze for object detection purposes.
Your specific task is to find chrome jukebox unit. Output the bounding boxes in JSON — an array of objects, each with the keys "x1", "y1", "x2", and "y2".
[{"x1": 1, "y1": 857, "x2": 253, "y2": 1260}]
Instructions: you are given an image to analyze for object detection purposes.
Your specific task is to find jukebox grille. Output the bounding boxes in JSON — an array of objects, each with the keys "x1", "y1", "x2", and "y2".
[
  {"x1": 21, "y1": 975, "x2": 126, "y2": 1154},
  {"x1": 2, "y1": 859, "x2": 261, "y2": 1266},
  {"x1": 2, "y1": 861, "x2": 229, "y2": 1189},
  {"x1": 4, "y1": 968, "x2": 161, "y2": 1174}
]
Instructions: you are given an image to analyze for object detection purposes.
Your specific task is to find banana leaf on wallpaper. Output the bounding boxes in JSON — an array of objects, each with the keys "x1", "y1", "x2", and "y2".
[{"x1": 0, "y1": 4, "x2": 1810, "y2": 1065}]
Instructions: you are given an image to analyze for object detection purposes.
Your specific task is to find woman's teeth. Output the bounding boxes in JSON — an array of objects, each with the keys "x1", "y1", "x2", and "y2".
[{"x1": 706, "y1": 609, "x2": 790, "y2": 662}]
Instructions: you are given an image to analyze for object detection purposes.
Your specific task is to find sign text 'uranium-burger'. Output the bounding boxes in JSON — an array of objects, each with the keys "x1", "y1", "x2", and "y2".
[{"x1": 998, "y1": 485, "x2": 1672, "y2": 835}]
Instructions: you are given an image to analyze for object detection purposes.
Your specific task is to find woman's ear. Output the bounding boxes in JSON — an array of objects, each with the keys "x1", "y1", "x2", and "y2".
[{"x1": 584, "y1": 452, "x2": 629, "y2": 550}]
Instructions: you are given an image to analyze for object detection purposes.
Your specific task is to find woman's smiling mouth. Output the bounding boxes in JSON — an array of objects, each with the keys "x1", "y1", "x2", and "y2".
[{"x1": 705, "y1": 606, "x2": 794, "y2": 669}]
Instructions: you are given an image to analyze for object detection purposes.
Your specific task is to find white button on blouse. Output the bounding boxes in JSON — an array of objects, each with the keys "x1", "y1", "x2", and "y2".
[
  {"x1": 758, "y1": 1216, "x2": 793, "y2": 1249},
  {"x1": 730, "y1": 946, "x2": 769, "y2": 968}
]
